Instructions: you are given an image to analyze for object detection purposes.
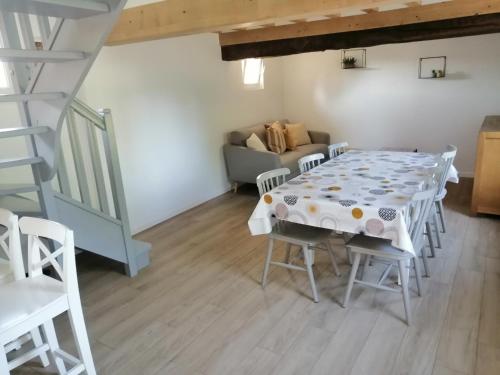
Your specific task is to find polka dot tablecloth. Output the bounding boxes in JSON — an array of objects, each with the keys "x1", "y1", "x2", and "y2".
[{"x1": 248, "y1": 150, "x2": 459, "y2": 256}]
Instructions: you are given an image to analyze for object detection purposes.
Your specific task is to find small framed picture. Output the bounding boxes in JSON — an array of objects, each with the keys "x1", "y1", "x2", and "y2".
[
  {"x1": 419, "y1": 56, "x2": 446, "y2": 79},
  {"x1": 341, "y1": 49, "x2": 366, "y2": 69}
]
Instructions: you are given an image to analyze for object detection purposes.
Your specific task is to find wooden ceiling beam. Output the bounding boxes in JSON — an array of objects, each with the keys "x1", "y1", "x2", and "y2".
[
  {"x1": 106, "y1": 0, "x2": 416, "y2": 46},
  {"x1": 221, "y1": 13, "x2": 500, "y2": 60},
  {"x1": 405, "y1": 1, "x2": 422, "y2": 7},
  {"x1": 219, "y1": 0, "x2": 500, "y2": 46},
  {"x1": 362, "y1": 8, "x2": 380, "y2": 14}
]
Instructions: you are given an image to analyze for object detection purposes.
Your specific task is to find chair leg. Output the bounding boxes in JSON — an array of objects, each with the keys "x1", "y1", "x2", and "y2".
[
  {"x1": 42, "y1": 320, "x2": 67, "y2": 374},
  {"x1": 303, "y1": 245, "x2": 319, "y2": 303},
  {"x1": 360, "y1": 255, "x2": 371, "y2": 281},
  {"x1": 398, "y1": 260, "x2": 412, "y2": 325},
  {"x1": 437, "y1": 200, "x2": 447, "y2": 233},
  {"x1": 425, "y1": 221, "x2": 436, "y2": 258},
  {"x1": 284, "y1": 243, "x2": 292, "y2": 264},
  {"x1": 346, "y1": 247, "x2": 353, "y2": 265},
  {"x1": 420, "y1": 244, "x2": 430, "y2": 278},
  {"x1": 261, "y1": 238, "x2": 274, "y2": 288},
  {"x1": 30, "y1": 327, "x2": 50, "y2": 367},
  {"x1": 343, "y1": 252, "x2": 361, "y2": 308},
  {"x1": 0, "y1": 345, "x2": 9, "y2": 374},
  {"x1": 326, "y1": 241, "x2": 341, "y2": 276},
  {"x1": 433, "y1": 211, "x2": 442, "y2": 249},
  {"x1": 68, "y1": 303, "x2": 97, "y2": 375},
  {"x1": 413, "y1": 257, "x2": 423, "y2": 297}
]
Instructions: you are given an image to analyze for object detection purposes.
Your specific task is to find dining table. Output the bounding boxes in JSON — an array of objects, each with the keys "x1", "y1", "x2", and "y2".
[{"x1": 248, "y1": 150, "x2": 458, "y2": 256}]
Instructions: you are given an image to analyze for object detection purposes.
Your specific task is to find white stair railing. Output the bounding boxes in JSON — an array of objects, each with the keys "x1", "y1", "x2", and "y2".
[
  {"x1": 57, "y1": 98, "x2": 127, "y2": 223},
  {"x1": 0, "y1": 1, "x2": 148, "y2": 276}
]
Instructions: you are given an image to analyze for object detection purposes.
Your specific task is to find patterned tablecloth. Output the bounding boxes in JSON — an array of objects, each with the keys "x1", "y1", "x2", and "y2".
[{"x1": 248, "y1": 150, "x2": 459, "y2": 256}]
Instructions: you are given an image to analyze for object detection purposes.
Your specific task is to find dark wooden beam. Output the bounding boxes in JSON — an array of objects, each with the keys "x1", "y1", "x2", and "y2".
[{"x1": 221, "y1": 13, "x2": 500, "y2": 61}]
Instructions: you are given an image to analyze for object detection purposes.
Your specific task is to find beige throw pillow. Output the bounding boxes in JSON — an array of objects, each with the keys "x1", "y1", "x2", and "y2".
[
  {"x1": 284, "y1": 129, "x2": 298, "y2": 151},
  {"x1": 266, "y1": 122, "x2": 287, "y2": 154},
  {"x1": 285, "y1": 123, "x2": 311, "y2": 146},
  {"x1": 246, "y1": 133, "x2": 268, "y2": 152}
]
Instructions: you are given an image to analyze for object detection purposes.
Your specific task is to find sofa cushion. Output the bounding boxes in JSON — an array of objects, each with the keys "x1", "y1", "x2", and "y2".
[
  {"x1": 279, "y1": 143, "x2": 329, "y2": 174},
  {"x1": 246, "y1": 133, "x2": 267, "y2": 152},
  {"x1": 228, "y1": 120, "x2": 289, "y2": 147},
  {"x1": 284, "y1": 129, "x2": 298, "y2": 151},
  {"x1": 266, "y1": 122, "x2": 287, "y2": 154},
  {"x1": 230, "y1": 124, "x2": 267, "y2": 147},
  {"x1": 285, "y1": 123, "x2": 311, "y2": 146}
]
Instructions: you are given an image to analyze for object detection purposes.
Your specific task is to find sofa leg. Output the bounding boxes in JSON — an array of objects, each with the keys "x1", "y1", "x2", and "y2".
[{"x1": 232, "y1": 182, "x2": 239, "y2": 193}]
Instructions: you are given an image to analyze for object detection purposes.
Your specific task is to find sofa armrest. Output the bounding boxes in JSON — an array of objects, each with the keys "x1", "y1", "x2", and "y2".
[
  {"x1": 308, "y1": 130, "x2": 330, "y2": 145},
  {"x1": 223, "y1": 144, "x2": 282, "y2": 184}
]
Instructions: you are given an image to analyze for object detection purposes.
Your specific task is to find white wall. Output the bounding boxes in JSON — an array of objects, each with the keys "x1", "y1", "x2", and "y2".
[
  {"x1": 282, "y1": 33, "x2": 500, "y2": 176},
  {"x1": 79, "y1": 33, "x2": 284, "y2": 233}
]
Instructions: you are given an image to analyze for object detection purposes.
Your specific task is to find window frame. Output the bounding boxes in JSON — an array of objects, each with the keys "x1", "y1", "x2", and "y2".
[{"x1": 241, "y1": 58, "x2": 265, "y2": 90}]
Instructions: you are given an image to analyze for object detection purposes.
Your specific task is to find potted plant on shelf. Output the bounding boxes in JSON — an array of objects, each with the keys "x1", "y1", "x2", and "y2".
[{"x1": 342, "y1": 56, "x2": 357, "y2": 69}]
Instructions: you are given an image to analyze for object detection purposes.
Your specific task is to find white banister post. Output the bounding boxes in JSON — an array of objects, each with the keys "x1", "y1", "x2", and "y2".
[{"x1": 101, "y1": 109, "x2": 138, "y2": 277}]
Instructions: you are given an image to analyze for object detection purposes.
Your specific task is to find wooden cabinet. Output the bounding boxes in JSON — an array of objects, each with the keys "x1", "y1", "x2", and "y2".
[{"x1": 471, "y1": 116, "x2": 500, "y2": 215}]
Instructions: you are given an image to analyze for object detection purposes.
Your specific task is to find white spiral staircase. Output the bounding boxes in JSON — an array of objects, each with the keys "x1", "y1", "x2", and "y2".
[{"x1": 0, "y1": 0, "x2": 150, "y2": 277}]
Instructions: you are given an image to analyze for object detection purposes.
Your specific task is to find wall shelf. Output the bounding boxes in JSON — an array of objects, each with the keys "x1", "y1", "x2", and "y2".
[
  {"x1": 341, "y1": 49, "x2": 366, "y2": 69},
  {"x1": 419, "y1": 56, "x2": 447, "y2": 79}
]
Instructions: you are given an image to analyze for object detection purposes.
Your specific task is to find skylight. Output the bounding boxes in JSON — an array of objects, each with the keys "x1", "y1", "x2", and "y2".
[{"x1": 241, "y1": 58, "x2": 265, "y2": 89}]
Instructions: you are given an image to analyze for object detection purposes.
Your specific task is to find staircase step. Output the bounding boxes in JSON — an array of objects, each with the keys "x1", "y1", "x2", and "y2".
[
  {"x1": 0, "y1": 126, "x2": 50, "y2": 138},
  {"x1": 0, "y1": 195, "x2": 40, "y2": 214},
  {"x1": 0, "y1": 156, "x2": 43, "y2": 169},
  {"x1": 132, "y1": 239, "x2": 152, "y2": 272},
  {"x1": 0, "y1": 183, "x2": 40, "y2": 195},
  {"x1": 0, "y1": 0, "x2": 110, "y2": 19},
  {"x1": 0, "y1": 92, "x2": 66, "y2": 102},
  {"x1": 0, "y1": 48, "x2": 87, "y2": 63}
]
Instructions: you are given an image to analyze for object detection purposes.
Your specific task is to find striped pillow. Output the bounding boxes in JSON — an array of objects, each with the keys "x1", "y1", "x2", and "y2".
[{"x1": 266, "y1": 122, "x2": 287, "y2": 154}]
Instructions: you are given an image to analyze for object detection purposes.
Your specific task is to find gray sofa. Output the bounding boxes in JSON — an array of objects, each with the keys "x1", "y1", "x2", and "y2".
[{"x1": 223, "y1": 122, "x2": 330, "y2": 186}]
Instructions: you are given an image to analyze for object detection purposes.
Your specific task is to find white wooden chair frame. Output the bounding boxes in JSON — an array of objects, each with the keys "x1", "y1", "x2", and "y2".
[
  {"x1": 0, "y1": 217, "x2": 96, "y2": 374},
  {"x1": 328, "y1": 142, "x2": 349, "y2": 159},
  {"x1": 435, "y1": 145, "x2": 457, "y2": 233},
  {"x1": 0, "y1": 208, "x2": 25, "y2": 282},
  {"x1": 343, "y1": 185, "x2": 437, "y2": 324},
  {"x1": 257, "y1": 168, "x2": 340, "y2": 303},
  {"x1": 298, "y1": 153, "x2": 325, "y2": 173},
  {"x1": 424, "y1": 145, "x2": 457, "y2": 261},
  {"x1": 0, "y1": 209, "x2": 50, "y2": 369}
]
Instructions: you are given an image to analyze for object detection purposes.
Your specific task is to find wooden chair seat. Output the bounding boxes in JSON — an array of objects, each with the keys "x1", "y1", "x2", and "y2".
[
  {"x1": 270, "y1": 222, "x2": 333, "y2": 247},
  {"x1": 346, "y1": 235, "x2": 413, "y2": 260},
  {"x1": 0, "y1": 276, "x2": 66, "y2": 335}
]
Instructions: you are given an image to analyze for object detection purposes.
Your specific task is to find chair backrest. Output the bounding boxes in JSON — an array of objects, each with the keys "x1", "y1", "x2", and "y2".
[
  {"x1": 407, "y1": 182, "x2": 438, "y2": 252},
  {"x1": 0, "y1": 208, "x2": 25, "y2": 281},
  {"x1": 298, "y1": 153, "x2": 324, "y2": 173},
  {"x1": 19, "y1": 217, "x2": 78, "y2": 296},
  {"x1": 436, "y1": 144, "x2": 457, "y2": 196},
  {"x1": 256, "y1": 168, "x2": 290, "y2": 196},
  {"x1": 328, "y1": 142, "x2": 349, "y2": 159}
]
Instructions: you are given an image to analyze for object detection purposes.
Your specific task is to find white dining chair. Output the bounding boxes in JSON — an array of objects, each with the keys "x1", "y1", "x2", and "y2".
[
  {"x1": 298, "y1": 153, "x2": 325, "y2": 173},
  {"x1": 424, "y1": 145, "x2": 457, "y2": 257},
  {"x1": 435, "y1": 145, "x2": 457, "y2": 234},
  {"x1": 328, "y1": 142, "x2": 349, "y2": 159},
  {"x1": 257, "y1": 168, "x2": 340, "y2": 303},
  {"x1": 343, "y1": 184, "x2": 437, "y2": 325},
  {"x1": 0, "y1": 209, "x2": 50, "y2": 369},
  {"x1": 0, "y1": 217, "x2": 96, "y2": 374},
  {"x1": 0, "y1": 208, "x2": 25, "y2": 283}
]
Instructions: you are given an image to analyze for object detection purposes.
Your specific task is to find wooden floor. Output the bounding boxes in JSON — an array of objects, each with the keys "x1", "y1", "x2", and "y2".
[{"x1": 12, "y1": 179, "x2": 500, "y2": 375}]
